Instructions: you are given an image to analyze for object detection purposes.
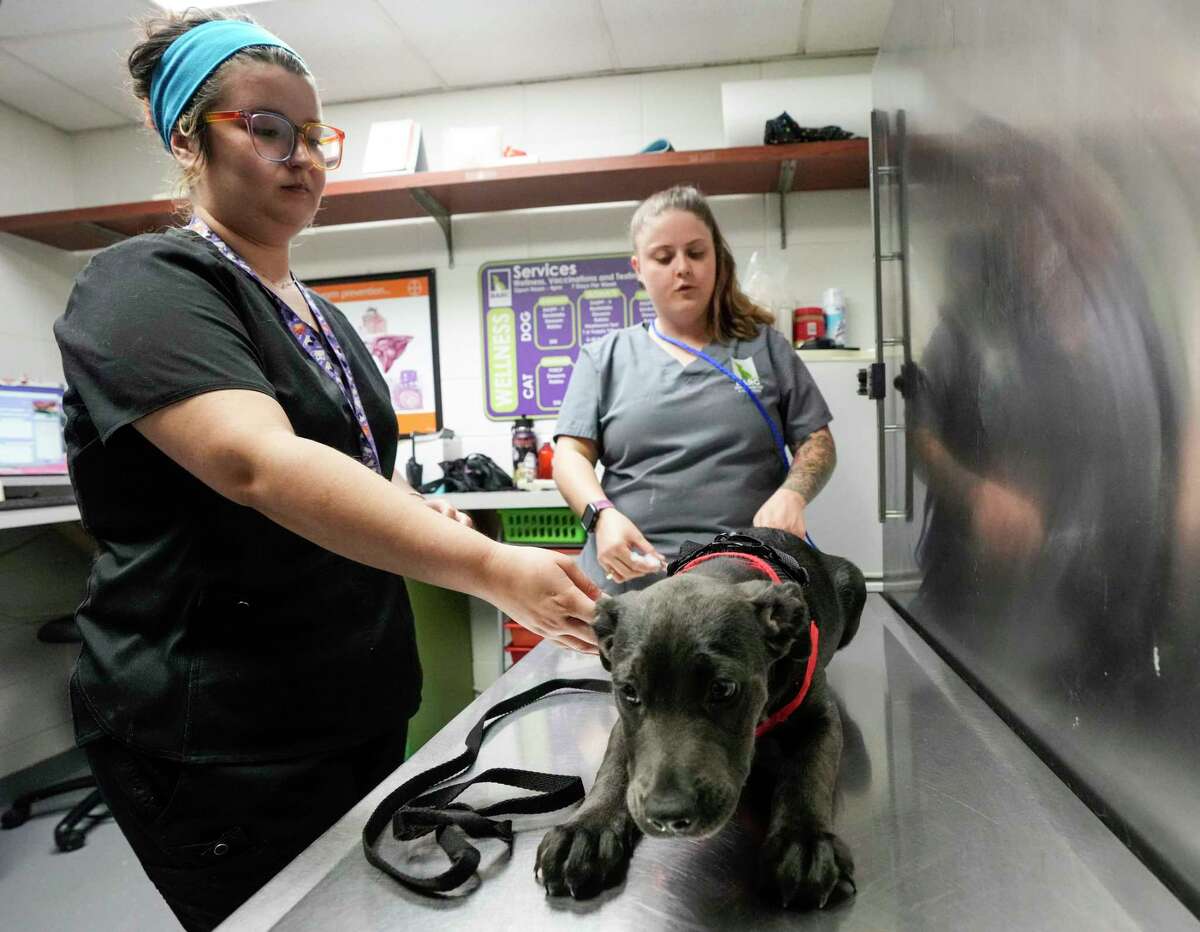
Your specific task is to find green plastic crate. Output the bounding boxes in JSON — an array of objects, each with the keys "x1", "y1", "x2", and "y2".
[{"x1": 499, "y1": 507, "x2": 586, "y2": 545}]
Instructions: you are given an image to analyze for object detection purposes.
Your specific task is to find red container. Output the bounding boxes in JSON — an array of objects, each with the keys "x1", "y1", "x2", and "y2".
[
  {"x1": 536, "y1": 442, "x2": 554, "y2": 480},
  {"x1": 793, "y1": 307, "x2": 826, "y2": 345},
  {"x1": 504, "y1": 620, "x2": 543, "y2": 648},
  {"x1": 504, "y1": 645, "x2": 533, "y2": 665}
]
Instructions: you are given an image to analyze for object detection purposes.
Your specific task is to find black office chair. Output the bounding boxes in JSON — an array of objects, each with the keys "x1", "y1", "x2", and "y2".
[{"x1": 0, "y1": 615, "x2": 109, "y2": 852}]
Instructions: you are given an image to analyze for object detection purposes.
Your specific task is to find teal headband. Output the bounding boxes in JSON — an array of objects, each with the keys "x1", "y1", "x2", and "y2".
[{"x1": 148, "y1": 20, "x2": 305, "y2": 151}]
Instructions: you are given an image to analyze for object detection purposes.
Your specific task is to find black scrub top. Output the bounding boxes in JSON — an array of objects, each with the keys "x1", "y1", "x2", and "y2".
[{"x1": 54, "y1": 229, "x2": 420, "y2": 763}]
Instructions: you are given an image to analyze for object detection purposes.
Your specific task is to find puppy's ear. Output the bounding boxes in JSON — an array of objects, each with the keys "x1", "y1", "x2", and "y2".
[
  {"x1": 592, "y1": 594, "x2": 622, "y2": 672},
  {"x1": 739, "y1": 580, "x2": 809, "y2": 659}
]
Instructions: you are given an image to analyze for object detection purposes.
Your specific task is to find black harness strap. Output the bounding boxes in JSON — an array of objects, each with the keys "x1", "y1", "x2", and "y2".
[
  {"x1": 667, "y1": 531, "x2": 811, "y2": 587},
  {"x1": 363, "y1": 676, "x2": 611, "y2": 896}
]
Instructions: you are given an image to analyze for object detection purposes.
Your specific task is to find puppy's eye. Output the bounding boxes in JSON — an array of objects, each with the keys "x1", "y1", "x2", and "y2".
[
  {"x1": 618, "y1": 683, "x2": 641, "y2": 706},
  {"x1": 709, "y1": 679, "x2": 738, "y2": 702}
]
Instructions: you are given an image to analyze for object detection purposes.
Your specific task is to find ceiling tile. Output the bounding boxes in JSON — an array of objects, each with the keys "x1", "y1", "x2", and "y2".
[
  {"x1": 599, "y1": 0, "x2": 802, "y2": 69},
  {"x1": 1, "y1": 26, "x2": 145, "y2": 127},
  {"x1": 804, "y1": 0, "x2": 893, "y2": 54},
  {"x1": 249, "y1": 0, "x2": 446, "y2": 100},
  {"x1": 0, "y1": 0, "x2": 151, "y2": 39},
  {"x1": 377, "y1": 0, "x2": 614, "y2": 86},
  {"x1": 0, "y1": 50, "x2": 128, "y2": 130}
]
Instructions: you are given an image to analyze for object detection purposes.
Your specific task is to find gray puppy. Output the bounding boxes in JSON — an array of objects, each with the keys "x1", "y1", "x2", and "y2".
[{"x1": 535, "y1": 528, "x2": 864, "y2": 909}]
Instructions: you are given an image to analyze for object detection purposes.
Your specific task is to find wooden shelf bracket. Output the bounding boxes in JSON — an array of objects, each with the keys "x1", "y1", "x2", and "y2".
[
  {"x1": 80, "y1": 222, "x2": 128, "y2": 247},
  {"x1": 776, "y1": 159, "x2": 797, "y2": 249},
  {"x1": 410, "y1": 187, "x2": 454, "y2": 268}
]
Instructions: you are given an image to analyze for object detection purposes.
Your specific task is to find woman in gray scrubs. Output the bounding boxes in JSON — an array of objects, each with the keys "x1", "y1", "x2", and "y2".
[{"x1": 554, "y1": 185, "x2": 836, "y2": 592}]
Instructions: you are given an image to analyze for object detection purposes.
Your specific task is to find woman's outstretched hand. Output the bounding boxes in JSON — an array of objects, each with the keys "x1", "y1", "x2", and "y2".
[{"x1": 483, "y1": 544, "x2": 601, "y2": 653}]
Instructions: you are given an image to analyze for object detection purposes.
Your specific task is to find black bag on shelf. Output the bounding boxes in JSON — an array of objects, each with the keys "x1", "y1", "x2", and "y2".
[
  {"x1": 764, "y1": 111, "x2": 855, "y2": 145},
  {"x1": 419, "y1": 453, "x2": 515, "y2": 495}
]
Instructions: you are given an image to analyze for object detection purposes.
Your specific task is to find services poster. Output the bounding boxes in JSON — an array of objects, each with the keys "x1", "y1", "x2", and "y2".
[
  {"x1": 480, "y1": 255, "x2": 656, "y2": 419},
  {"x1": 309, "y1": 270, "x2": 442, "y2": 436}
]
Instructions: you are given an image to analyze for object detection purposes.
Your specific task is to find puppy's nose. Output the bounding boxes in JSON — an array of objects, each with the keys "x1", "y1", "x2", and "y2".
[{"x1": 643, "y1": 791, "x2": 695, "y2": 834}]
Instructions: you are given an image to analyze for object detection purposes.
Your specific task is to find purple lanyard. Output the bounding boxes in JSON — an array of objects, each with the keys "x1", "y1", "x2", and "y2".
[{"x1": 188, "y1": 219, "x2": 383, "y2": 475}]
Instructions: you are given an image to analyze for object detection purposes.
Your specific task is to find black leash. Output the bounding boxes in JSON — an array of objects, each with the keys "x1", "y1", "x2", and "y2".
[{"x1": 363, "y1": 676, "x2": 611, "y2": 896}]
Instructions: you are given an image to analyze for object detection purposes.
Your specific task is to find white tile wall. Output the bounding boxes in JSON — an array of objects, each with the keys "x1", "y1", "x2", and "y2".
[
  {"x1": 639, "y1": 64, "x2": 760, "y2": 153},
  {"x1": 724, "y1": 58, "x2": 873, "y2": 145},
  {"x1": 1, "y1": 102, "x2": 74, "y2": 215},
  {"x1": 0, "y1": 101, "x2": 83, "y2": 384},
  {"x1": 523, "y1": 74, "x2": 644, "y2": 162},
  {"x1": 71, "y1": 122, "x2": 175, "y2": 203},
  {"x1": 523, "y1": 202, "x2": 632, "y2": 257},
  {"x1": 0, "y1": 526, "x2": 92, "y2": 779},
  {"x1": 64, "y1": 54, "x2": 875, "y2": 198},
  {"x1": 0, "y1": 232, "x2": 84, "y2": 383},
  {"x1": 328, "y1": 85, "x2": 530, "y2": 181},
  {"x1": 768, "y1": 189, "x2": 876, "y2": 349}
]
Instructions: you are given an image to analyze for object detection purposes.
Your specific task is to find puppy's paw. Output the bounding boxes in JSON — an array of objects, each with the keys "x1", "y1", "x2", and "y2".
[
  {"x1": 534, "y1": 812, "x2": 636, "y2": 900},
  {"x1": 760, "y1": 829, "x2": 856, "y2": 910}
]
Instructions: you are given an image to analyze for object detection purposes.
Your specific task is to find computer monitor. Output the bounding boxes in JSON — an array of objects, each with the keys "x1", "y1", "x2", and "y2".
[{"x1": 0, "y1": 384, "x2": 68, "y2": 479}]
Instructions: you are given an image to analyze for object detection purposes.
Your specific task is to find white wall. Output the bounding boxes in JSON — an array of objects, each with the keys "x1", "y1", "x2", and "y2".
[
  {"x1": 0, "y1": 101, "x2": 83, "y2": 384},
  {"x1": 67, "y1": 56, "x2": 875, "y2": 199},
  {"x1": 0, "y1": 102, "x2": 86, "y2": 776}
]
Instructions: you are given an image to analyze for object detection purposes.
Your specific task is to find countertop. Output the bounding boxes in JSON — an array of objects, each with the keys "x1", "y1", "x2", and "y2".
[
  {"x1": 438, "y1": 489, "x2": 565, "y2": 509},
  {"x1": 0, "y1": 490, "x2": 562, "y2": 532},
  {"x1": 220, "y1": 595, "x2": 1196, "y2": 931},
  {"x1": 0, "y1": 503, "x2": 80, "y2": 531}
]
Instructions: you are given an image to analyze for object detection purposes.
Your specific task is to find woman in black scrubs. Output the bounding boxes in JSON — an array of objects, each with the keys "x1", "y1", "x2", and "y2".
[{"x1": 53, "y1": 11, "x2": 597, "y2": 931}]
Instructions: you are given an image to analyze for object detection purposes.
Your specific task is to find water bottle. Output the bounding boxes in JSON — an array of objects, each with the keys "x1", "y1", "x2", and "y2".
[
  {"x1": 822, "y1": 287, "x2": 848, "y2": 347},
  {"x1": 511, "y1": 416, "x2": 537, "y2": 488}
]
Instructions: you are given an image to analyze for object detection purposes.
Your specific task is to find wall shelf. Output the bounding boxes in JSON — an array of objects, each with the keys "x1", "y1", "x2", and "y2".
[{"x1": 0, "y1": 140, "x2": 867, "y2": 264}]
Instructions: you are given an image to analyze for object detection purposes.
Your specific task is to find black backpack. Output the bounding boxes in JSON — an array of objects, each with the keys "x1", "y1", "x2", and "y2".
[{"x1": 419, "y1": 453, "x2": 514, "y2": 494}]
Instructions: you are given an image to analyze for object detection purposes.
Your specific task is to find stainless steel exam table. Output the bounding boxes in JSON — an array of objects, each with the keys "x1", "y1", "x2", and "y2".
[{"x1": 221, "y1": 596, "x2": 1197, "y2": 931}]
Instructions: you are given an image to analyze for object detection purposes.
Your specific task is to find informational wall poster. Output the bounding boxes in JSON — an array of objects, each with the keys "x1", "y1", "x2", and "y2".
[
  {"x1": 309, "y1": 270, "x2": 442, "y2": 436},
  {"x1": 481, "y1": 255, "x2": 656, "y2": 419}
]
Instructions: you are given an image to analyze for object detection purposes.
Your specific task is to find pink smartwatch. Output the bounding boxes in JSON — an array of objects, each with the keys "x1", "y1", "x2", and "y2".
[{"x1": 581, "y1": 499, "x2": 614, "y2": 533}]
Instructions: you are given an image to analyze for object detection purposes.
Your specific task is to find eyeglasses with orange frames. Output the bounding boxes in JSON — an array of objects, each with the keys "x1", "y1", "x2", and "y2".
[{"x1": 203, "y1": 109, "x2": 345, "y2": 170}]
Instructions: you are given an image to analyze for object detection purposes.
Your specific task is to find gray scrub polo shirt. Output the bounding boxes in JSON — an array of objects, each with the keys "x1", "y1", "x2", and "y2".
[{"x1": 555, "y1": 322, "x2": 832, "y2": 593}]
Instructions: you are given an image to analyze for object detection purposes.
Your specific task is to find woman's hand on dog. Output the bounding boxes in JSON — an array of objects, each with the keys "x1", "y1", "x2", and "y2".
[
  {"x1": 484, "y1": 544, "x2": 602, "y2": 653},
  {"x1": 753, "y1": 488, "x2": 809, "y2": 540},
  {"x1": 595, "y1": 509, "x2": 667, "y2": 583}
]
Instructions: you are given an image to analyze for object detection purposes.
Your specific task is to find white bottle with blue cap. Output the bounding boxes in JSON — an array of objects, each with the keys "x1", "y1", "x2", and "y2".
[{"x1": 822, "y1": 287, "x2": 848, "y2": 347}]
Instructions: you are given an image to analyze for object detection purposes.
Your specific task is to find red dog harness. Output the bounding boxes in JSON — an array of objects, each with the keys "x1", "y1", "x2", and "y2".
[{"x1": 675, "y1": 551, "x2": 820, "y2": 738}]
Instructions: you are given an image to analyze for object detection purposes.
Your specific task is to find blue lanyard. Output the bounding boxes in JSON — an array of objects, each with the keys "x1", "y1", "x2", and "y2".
[
  {"x1": 649, "y1": 321, "x2": 790, "y2": 471},
  {"x1": 650, "y1": 322, "x2": 817, "y2": 550}
]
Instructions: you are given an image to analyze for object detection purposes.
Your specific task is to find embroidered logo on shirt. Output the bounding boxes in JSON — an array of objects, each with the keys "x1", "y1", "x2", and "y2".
[{"x1": 731, "y1": 356, "x2": 763, "y2": 393}]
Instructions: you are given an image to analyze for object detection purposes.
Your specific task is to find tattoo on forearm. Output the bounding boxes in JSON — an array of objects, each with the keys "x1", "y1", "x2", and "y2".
[{"x1": 782, "y1": 429, "x2": 836, "y2": 504}]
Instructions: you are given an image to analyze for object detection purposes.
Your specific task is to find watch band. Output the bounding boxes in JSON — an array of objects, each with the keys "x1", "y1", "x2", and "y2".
[{"x1": 582, "y1": 498, "x2": 614, "y2": 533}]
